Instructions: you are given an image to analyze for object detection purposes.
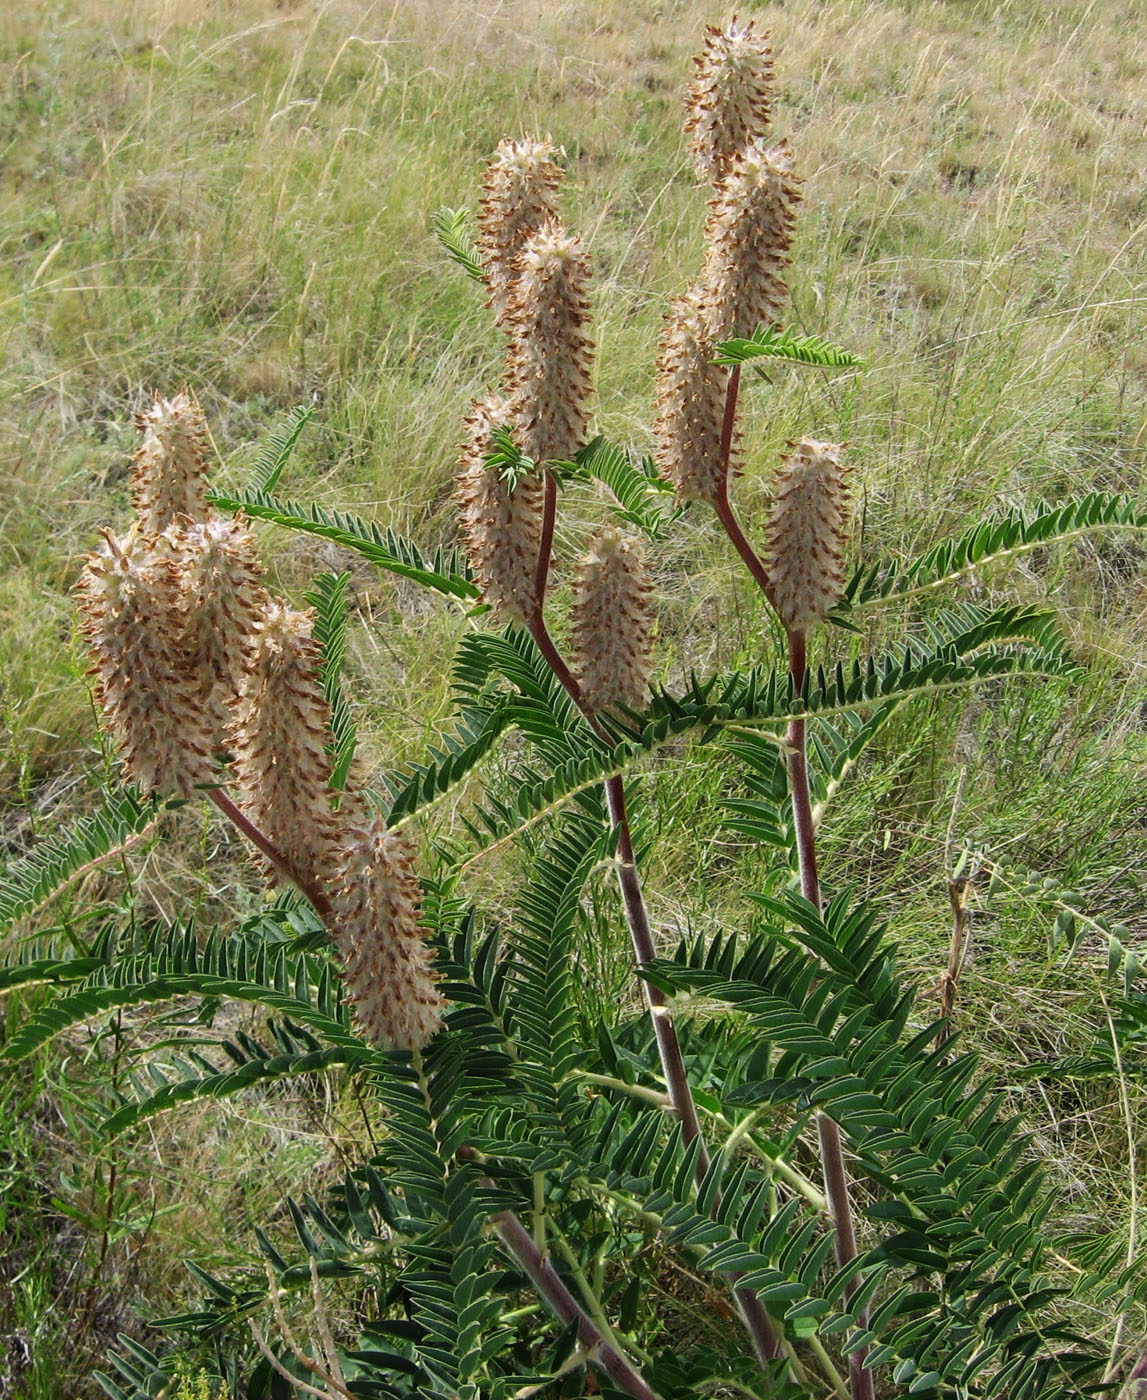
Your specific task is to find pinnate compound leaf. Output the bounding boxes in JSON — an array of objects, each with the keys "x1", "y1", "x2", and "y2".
[
  {"x1": 431, "y1": 206, "x2": 486, "y2": 283},
  {"x1": 714, "y1": 323, "x2": 863, "y2": 369}
]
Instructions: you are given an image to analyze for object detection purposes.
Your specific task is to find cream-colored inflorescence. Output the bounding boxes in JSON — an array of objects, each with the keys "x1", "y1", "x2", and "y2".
[
  {"x1": 764, "y1": 438, "x2": 850, "y2": 633},
  {"x1": 699, "y1": 138, "x2": 802, "y2": 343},
  {"x1": 131, "y1": 389, "x2": 211, "y2": 536},
  {"x1": 228, "y1": 603, "x2": 338, "y2": 890},
  {"x1": 169, "y1": 515, "x2": 268, "y2": 741},
  {"x1": 653, "y1": 288, "x2": 731, "y2": 503},
  {"x1": 455, "y1": 394, "x2": 544, "y2": 624},
  {"x1": 479, "y1": 136, "x2": 564, "y2": 325},
  {"x1": 572, "y1": 526, "x2": 653, "y2": 714},
  {"x1": 505, "y1": 221, "x2": 594, "y2": 468},
  {"x1": 329, "y1": 816, "x2": 445, "y2": 1051},
  {"x1": 685, "y1": 18, "x2": 774, "y2": 185},
  {"x1": 76, "y1": 527, "x2": 216, "y2": 798}
]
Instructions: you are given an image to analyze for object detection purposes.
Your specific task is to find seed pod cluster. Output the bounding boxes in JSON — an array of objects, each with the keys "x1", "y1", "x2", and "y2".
[
  {"x1": 329, "y1": 816, "x2": 446, "y2": 1051},
  {"x1": 698, "y1": 138, "x2": 802, "y2": 343},
  {"x1": 168, "y1": 515, "x2": 268, "y2": 741},
  {"x1": 228, "y1": 603, "x2": 340, "y2": 892},
  {"x1": 764, "y1": 438, "x2": 850, "y2": 633},
  {"x1": 505, "y1": 223, "x2": 593, "y2": 468},
  {"x1": 573, "y1": 527, "x2": 653, "y2": 715}
]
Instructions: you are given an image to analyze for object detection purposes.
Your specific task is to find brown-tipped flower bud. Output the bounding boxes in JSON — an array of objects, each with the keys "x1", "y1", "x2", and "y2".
[
  {"x1": 329, "y1": 816, "x2": 445, "y2": 1051},
  {"x1": 505, "y1": 221, "x2": 594, "y2": 468},
  {"x1": 685, "y1": 18, "x2": 775, "y2": 185},
  {"x1": 479, "y1": 136, "x2": 564, "y2": 325},
  {"x1": 131, "y1": 389, "x2": 211, "y2": 535},
  {"x1": 228, "y1": 602, "x2": 338, "y2": 891},
  {"x1": 455, "y1": 394, "x2": 544, "y2": 625},
  {"x1": 653, "y1": 288, "x2": 731, "y2": 503},
  {"x1": 572, "y1": 527, "x2": 653, "y2": 714},
  {"x1": 699, "y1": 138, "x2": 802, "y2": 343},
  {"x1": 168, "y1": 515, "x2": 269, "y2": 743},
  {"x1": 764, "y1": 439, "x2": 850, "y2": 633},
  {"x1": 76, "y1": 526, "x2": 215, "y2": 798}
]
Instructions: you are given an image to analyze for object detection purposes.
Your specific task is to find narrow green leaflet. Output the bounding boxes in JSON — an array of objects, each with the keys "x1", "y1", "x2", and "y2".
[
  {"x1": 562, "y1": 436, "x2": 682, "y2": 540},
  {"x1": 714, "y1": 324, "x2": 863, "y2": 369},
  {"x1": 208, "y1": 489, "x2": 478, "y2": 602},
  {"x1": 305, "y1": 571, "x2": 357, "y2": 791},
  {"x1": 839, "y1": 491, "x2": 1147, "y2": 612},
  {"x1": 0, "y1": 787, "x2": 162, "y2": 934},
  {"x1": 99, "y1": 1045, "x2": 370, "y2": 1140},
  {"x1": 431, "y1": 206, "x2": 486, "y2": 283},
  {"x1": 249, "y1": 401, "x2": 315, "y2": 492}
]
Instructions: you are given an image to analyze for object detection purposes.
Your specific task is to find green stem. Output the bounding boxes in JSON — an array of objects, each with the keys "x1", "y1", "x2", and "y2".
[{"x1": 550, "y1": 1231, "x2": 653, "y2": 1366}]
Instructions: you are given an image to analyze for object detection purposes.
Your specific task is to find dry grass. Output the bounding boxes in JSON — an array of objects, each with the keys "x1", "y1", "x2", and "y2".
[{"x1": 1, "y1": 0, "x2": 1145, "y2": 1390}]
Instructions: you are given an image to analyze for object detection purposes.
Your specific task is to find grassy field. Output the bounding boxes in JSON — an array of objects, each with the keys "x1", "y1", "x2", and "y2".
[{"x1": 1, "y1": 0, "x2": 1145, "y2": 1393}]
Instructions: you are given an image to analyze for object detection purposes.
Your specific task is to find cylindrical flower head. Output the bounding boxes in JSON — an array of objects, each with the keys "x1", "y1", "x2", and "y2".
[
  {"x1": 329, "y1": 816, "x2": 445, "y2": 1051},
  {"x1": 228, "y1": 602, "x2": 338, "y2": 891},
  {"x1": 764, "y1": 439, "x2": 850, "y2": 633},
  {"x1": 572, "y1": 526, "x2": 653, "y2": 714},
  {"x1": 479, "y1": 136, "x2": 564, "y2": 325},
  {"x1": 699, "y1": 138, "x2": 802, "y2": 343},
  {"x1": 505, "y1": 221, "x2": 594, "y2": 468},
  {"x1": 455, "y1": 394, "x2": 544, "y2": 625},
  {"x1": 653, "y1": 288, "x2": 732, "y2": 503},
  {"x1": 169, "y1": 515, "x2": 269, "y2": 743},
  {"x1": 685, "y1": 18, "x2": 775, "y2": 185},
  {"x1": 76, "y1": 526, "x2": 215, "y2": 798},
  {"x1": 131, "y1": 389, "x2": 211, "y2": 536}
]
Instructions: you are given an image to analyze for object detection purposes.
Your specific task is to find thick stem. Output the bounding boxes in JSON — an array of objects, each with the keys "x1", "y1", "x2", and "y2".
[
  {"x1": 787, "y1": 630, "x2": 874, "y2": 1400},
  {"x1": 711, "y1": 365, "x2": 779, "y2": 610},
  {"x1": 205, "y1": 786, "x2": 333, "y2": 922},
  {"x1": 606, "y1": 775, "x2": 706, "y2": 1155},
  {"x1": 607, "y1": 768, "x2": 782, "y2": 1368},
  {"x1": 719, "y1": 364, "x2": 741, "y2": 475},
  {"x1": 491, "y1": 1210, "x2": 662, "y2": 1400},
  {"x1": 528, "y1": 605, "x2": 782, "y2": 1367},
  {"x1": 534, "y1": 469, "x2": 558, "y2": 605}
]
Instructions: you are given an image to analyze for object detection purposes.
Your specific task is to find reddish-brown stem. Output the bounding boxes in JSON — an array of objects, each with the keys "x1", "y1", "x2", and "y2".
[
  {"x1": 787, "y1": 630, "x2": 874, "y2": 1400},
  {"x1": 786, "y1": 633, "x2": 820, "y2": 910},
  {"x1": 526, "y1": 604, "x2": 781, "y2": 1367},
  {"x1": 205, "y1": 786, "x2": 333, "y2": 922},
  {"x1": 712, "y1": 366, "x2": 780, "y2": 610},
  {"x1": 534, "y1": 469, "x2": 558, "y2": 605},
  {"x1": 719, "y1": 364, "x2": 741, "y2": 474},
  {"x1": 491, "y1": 1210, "x2": 662, "y2": 1400}
]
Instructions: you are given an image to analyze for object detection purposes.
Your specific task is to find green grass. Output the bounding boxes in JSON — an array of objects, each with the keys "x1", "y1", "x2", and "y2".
[{"x1": 1, "y1": 0, "x2": 1145, "y2": 1389}]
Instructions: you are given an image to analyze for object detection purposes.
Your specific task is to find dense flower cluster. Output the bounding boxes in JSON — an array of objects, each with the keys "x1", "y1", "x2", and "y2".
[
  {"x1": 330, "y1": 817, "x2": 446, "y2": 1052},
  {"x1": 505, "y1": 222, "x2": 594, "y2": 467},
  {"x1": 684, "y1": 18, "x2": 774, "y2": 185},
  {"x1": 573, "y1": 528, "x2": 654, "y2": 714},
  {"x1": 478, "y1": 136, "x2": 564, "y2": 325},
  {"x1": 455, "y1": 393, "x2": 545, "y2": 624},
  {"x1": 764, "y1": 438, "x2": 850, "y2": 632},
  {"x1": 77, "y1": 393, "x2": 444, "y2": 1050}
]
